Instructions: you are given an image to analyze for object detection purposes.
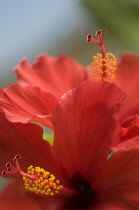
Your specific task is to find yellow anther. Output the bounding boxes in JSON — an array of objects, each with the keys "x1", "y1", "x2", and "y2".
[
  {"x1": 97, "y1": 53, "x2": 101, "y2": 56},
  {"x1": 93, "y1": 56, "x2": 97, "y2": 59},
  {"x1": 103, "y1": 77, "x2": 107, "y2": 81},
  {"x1": 93, "y1": 52, "x2": 117, "y2": 82},
  {"x1": 111, "y1": 74, "x2": 115, "y2": 80},
  {"x1": 45, "y1": 185, "x2": 49, "y2": 189},
  {"x1": 23, "y1": 177, "x2": 26, "y2": 181},
  {"x1": 23, "y1": 165, "x2": 63, "y2": 196},
  {"x1": 101, "y1": 58, "x2": 106, "y2": 62},
  {"x1": 25, "y1": 186, "x2": 29, "y2": 190},
  {"x1": 55, "y1": 191, "x2": 59, "y2": 194},
  {"x1": 107, "y1": 53, "x2": 116, "y2": 60},
  {"x1": 28, "y1": 165, "x2": 33, "y2": 170}
]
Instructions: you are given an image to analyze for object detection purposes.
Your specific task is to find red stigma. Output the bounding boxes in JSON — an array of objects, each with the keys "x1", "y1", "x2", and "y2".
[
  {"x1": 6, "y1": 162, "x2": 11, "y2": 169},
  {"x1": 13, "y1": 154, "x2": 21, "y2": 162},
  {"x1": 86, "y1": 29, "x2": 107, "y2": 58},
  {"x1": 87, "y1": 29, "x2": 107, "y2": 46},
  {"x1": 87, "y1": 35, "x2": 92, "y2": 42},
  {"x1": 2, "y1": 170, "x2": 7, "y2": 176},
  {"x1": 2, "y1": 154, "x2": 22, "y2": 176}
]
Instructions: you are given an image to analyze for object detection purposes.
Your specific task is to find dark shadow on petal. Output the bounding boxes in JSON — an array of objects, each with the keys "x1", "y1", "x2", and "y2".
[{"x1": 63, "y1": 172, "x2": 96, "y2": 210}]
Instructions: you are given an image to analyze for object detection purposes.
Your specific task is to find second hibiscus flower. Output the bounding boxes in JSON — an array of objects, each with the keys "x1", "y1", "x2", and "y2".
[{"x1": 0, "y1": 30, "x2": 139, "y2": 130}]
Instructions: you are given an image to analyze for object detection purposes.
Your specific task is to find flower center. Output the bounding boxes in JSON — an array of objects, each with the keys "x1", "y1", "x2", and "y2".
[
  {"x1": 64, "y1": 172, "x2": 96, "y2": 209},
  {"x1": 2, "y1": 156, "x2": 96, "y2": 208},
  {"x1": 2, "y1": 154, "x2": 63, "y2": 196},
  {"x1": 87, "y1": 29, "x2": 117, "y2": 82}
]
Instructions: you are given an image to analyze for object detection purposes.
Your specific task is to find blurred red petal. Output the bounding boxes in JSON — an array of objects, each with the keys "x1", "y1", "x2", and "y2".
[
  {"x1": 28, "y1": 194, "x2": 68, "y2": 210},
  {"x1": 0, "y1": 84, "x2": 58, "y2": 129},
  {"x1": 95, "y1": 149, "x2": 139, "y2": 209},
  {"x1": 0, "y1": 181, "x2": 38, "y2": 210},
  {"x1": 0, "y1": 181, "x2": 68, "y2": 210},
  {"x1": 52, "y1": 81, "x2": 126, "y2": 182},
  {"x1": 95, "y1": 205, "x2": 130, "y2": 210},
  {"x1": 115, "y1": 53, "x2": 139, "y2": 126},
  {"x1": 14, "y1": 55, "x2": 87, "y2": 99},
  {"x1": 112, "y1": 115, "x2": 139, "y2": 151}
]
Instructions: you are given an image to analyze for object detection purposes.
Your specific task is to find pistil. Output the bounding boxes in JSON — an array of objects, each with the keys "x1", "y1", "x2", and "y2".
[
  {"x1": 2, "y1": 154, "x2": 77, "y2": 196},
  {"x1": 87, "y1": 29, "x2": 116, "y2": 82}
]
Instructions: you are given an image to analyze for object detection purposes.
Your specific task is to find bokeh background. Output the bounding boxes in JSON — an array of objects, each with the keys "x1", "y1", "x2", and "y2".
[
  {"x1": 1, "y1": 0, "x2": 139, "y2": 88},
  {"x1": 0, "y1": 0, "x2": 139, "y2": 188}
]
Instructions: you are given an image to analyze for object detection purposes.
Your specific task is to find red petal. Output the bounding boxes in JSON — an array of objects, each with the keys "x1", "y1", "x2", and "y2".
[
  {"x1": 96, "y1": 205, "x2": 129, "y2": 210},
  {"x1": 0, "y1": 181, "x2": 67, "y2": 210},
  {"x1": 112, "y1": 115, "x2": 139, "y2": 151},
  {"x1": 14, "y1": 55, "x2": 87, "y2": 99},
  {"x1": 0, "y1": 88, "x2": 4, "y2": 112},
  {"x1": 28, "y1": 194, "x2": 67, "y2": 210},
  {"x1": 0, "y1": 113, "x2": 66, "y2": 182},
  {"x1": 115, "y1": 53, "x2": 139, "y2": 126},
  {"x1": 0, "y1": 181, "x2": 38, "y2": 210},
  {"x1": 52, "y1": 81, "x2": 126, "y2": 182},
  {"x1": 95, "y1": 149, "x2": 139, "y2": 208},
  {"x1": 0, "y1": 84, "x2": 58, "y2": 129}
]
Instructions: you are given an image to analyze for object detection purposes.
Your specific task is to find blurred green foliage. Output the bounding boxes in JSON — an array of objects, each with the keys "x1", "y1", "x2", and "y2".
[
  {"x1": 43, "y1": 133, "x2": 54, "y2": 145},
  {"x1": 82, "y1": 0, "x2": 139, "y2": 53}
]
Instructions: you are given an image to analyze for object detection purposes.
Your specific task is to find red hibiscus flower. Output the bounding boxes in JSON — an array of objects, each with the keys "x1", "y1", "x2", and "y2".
[
  {"x1": 1, "y1": 80, "x2": 139, "y2": 209},
  {"x1": 1, "y1": 31, "x2": 139, "y2": 131},
  {"x1": 0, "y1": 54, "x2": 87, "y2": 129},
  {"x1": 86, "y1": 30, "x2": 139, "y2": 151},
  {"x1": 87, "y1": 30, "x2": 139, "y2": 127}
]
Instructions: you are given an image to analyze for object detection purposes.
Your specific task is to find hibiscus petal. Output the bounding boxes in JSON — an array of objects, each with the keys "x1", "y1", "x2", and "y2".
[
  {"x1": 0, "y1": 113, "x2": 66, "y2": 182},
  {"x1": 0, "y1": 181, "x2": 38, "y2": 210},
  {"x1": 28, "y1": 193, "x2": 68, "y2": 210},
  {"x1": 14, "y1": 55, "x2": 87, "y2": 99},
  {"x1": 52, "y1": 81, "x2": 126, "y2": 182},
  {"x1": 0, "y1": 84, "x2": 58, "y2": 129},
  {"x1": 1, "y1": 181, "x2": 67, "y2": 210},
  {"x1": 95, "y1": 149, "x2": 139, "y2": 209},
  {"x1": 115, "y1": 53, "x2": 139, "y2": 126},
  {"x1": 112, "y1": 115, "x2": 139, "y2": 151}
]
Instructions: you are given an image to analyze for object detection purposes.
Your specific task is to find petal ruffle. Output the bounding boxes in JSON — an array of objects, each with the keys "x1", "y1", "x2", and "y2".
[
  {"x1": 115, "y1": 53, "x2": 139, "y2": 126},
  {"x1": 95, "y1": 149, "x2": 139, "y2": 209},
  {"x1": 51, "y1": 81, "x2": 126, "y2": 182},
  {"x1": 0, "y1": 84, "x2": 58, "y2": 129},
  {"x1": 112, "y1": 115, "x2": 139, "y2": 151},
  {"x1": 14, "y1": 55, "x2": 87, "y2": 99}
]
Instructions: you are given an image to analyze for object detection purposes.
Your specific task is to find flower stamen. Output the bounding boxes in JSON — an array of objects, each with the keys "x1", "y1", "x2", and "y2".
[
  {"x1": 23, "y1": 165, "x2": 63, "y2": 195},
  {"x1": 87, "y1": 30, "x2": 117, "y2": 82},
  {"x1": 2, "y1": 154, "x2": 63, "y2": 196},
  {"x1": 93, "y1": 53, "x2": 116, "y2": 82}
]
